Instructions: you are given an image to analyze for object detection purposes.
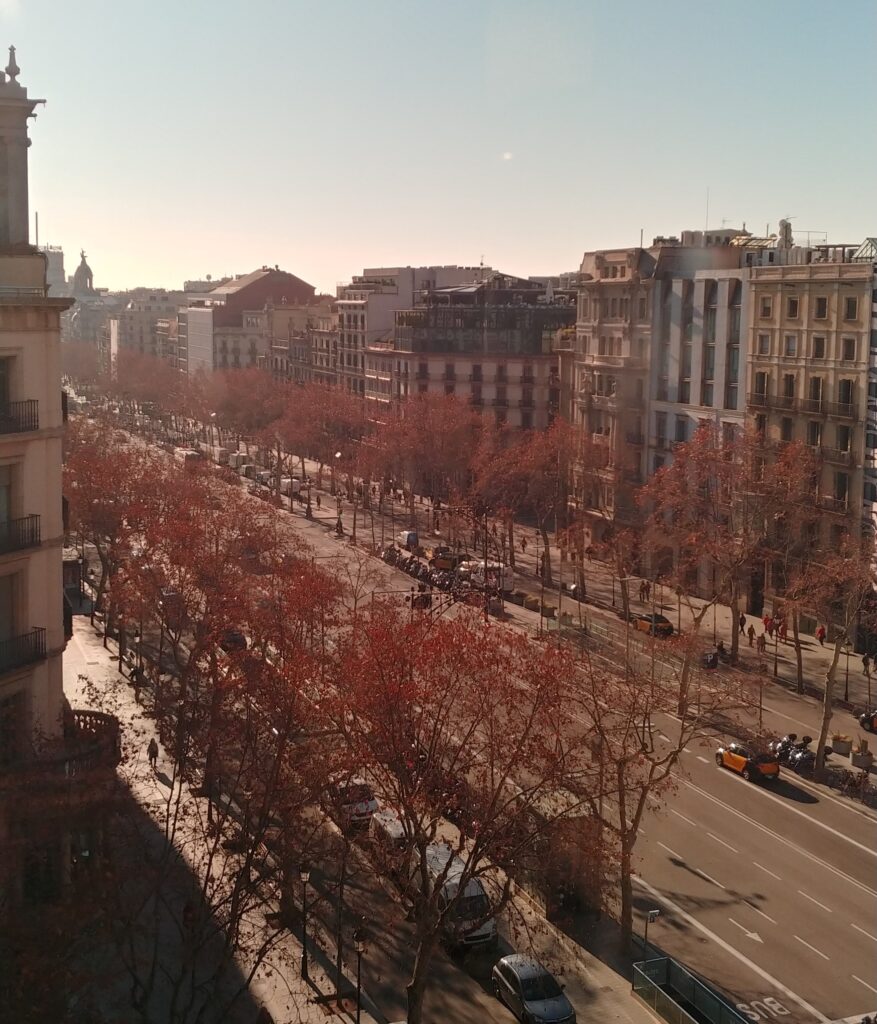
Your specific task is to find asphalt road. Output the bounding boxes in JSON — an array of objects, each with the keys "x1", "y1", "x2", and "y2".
[{"x1": 121, "y1": 426, "x2": 877, "y2": 1022}]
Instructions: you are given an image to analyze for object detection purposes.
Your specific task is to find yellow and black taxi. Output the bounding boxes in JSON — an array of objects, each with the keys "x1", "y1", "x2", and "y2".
[
  {"x1": 630, "y1": 613, "x2": 674, "y2": 638},
  {"x1": 715, "y1": 743, "x2": 780, "y2": 782}
]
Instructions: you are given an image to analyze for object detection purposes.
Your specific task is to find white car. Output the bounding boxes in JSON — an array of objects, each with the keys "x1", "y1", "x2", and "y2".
[{"x1": 322, "y1": 776, "x2": 379, "y2": 831}]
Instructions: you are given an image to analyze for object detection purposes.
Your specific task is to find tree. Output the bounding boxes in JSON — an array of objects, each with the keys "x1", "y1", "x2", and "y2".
[
  {"x1": 640, "y1": 423, "x2": 795, "y2": 661},
  {"x1": 331, "y1": 606, "x2": 597, "y2": 1024},
  {"x1": 786, "y1": 532, "x2": 877, "y2": 775},
  {"x1": 570, "y1": 635, "x2": 755, "y2": 950}
]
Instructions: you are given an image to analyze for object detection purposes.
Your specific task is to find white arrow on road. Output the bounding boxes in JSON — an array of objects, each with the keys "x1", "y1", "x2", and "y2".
[{"x1": 728, "y1": 918, "x2": 763, "y2": 943}]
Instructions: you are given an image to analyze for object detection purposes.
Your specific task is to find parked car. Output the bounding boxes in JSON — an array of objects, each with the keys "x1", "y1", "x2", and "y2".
[
  {"x1": 715, "y1": 743, "x2": 779, "y2": 782},
  {"x1": 415, "y1": 843, "x2": 497, "y2": 951},
  {"x1": 627, "y1": 612, "x2": 673, "y2": 637},
  {"x1": 492, "y1": 955, "x2": 576, "y2": 1024},
  {"x1": 321, "y1": 776, "x2": 379, "y2": 832},
  {"x1": 858, "y1": 709, "x2": 877, "y2": 732}
]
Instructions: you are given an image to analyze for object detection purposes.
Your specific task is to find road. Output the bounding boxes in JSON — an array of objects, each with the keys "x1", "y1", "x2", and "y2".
[
  {"x1": 114, "y1": 421, "x2": 877, "y2": 1022},
  {"x1": 266, "y1": 473, "x2": 877, "y2": 1023}
]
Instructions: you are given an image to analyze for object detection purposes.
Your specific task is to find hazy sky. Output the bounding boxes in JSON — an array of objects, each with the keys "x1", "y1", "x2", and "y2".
[{"x1": 5, "y1": 0, "x2": 875, "y2": 292}]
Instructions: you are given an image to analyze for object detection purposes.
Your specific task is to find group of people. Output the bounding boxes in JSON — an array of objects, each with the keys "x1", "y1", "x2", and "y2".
[
  {"x1": 738, "y1": 611, "x2": 784, "y2": 654},
  {"x1": 638, "y1": 579, "x2": 652, "y2": 603}
]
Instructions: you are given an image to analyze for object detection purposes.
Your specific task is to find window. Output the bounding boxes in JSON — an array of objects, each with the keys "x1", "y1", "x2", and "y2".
[
  {"x1": 678, "y1": 381, "x2": 690, "y2": 403},
  {"x1": 782, "y1": 374, "x2": 795, "y2": 398},
  {"x1": 865, "y1": 482, "x2": 877, "y2": 504},
  {"x1": 807, "y1": 421, "x2": 822, "y2": 447},
  {"x1": 787, "y1": 296, "x2": 799, "y2": 319},
  {"x1": 444, "y1": 362, "x2": 455, "y2": 380},
  {"x1": 784, "y1": 335, "x2": 797, "y2": 356},
  {"x1": 868, "y1": 432, "x2": 877, "y2": 450},
  {"x1": 471, "y1": 363, "x2": 482, "y2": 381},
  {"x1": 813, "y1": 336, "x2": 826, "y2": 359},
  {"x1": 835, "y1": 472, "x2": 849, "y2": 504},
  {"x1": 754, "y1": 371, "x2": 768, "y2": 396},
  {"x1": 521, "y1": 410, "x2": 533, "y2": 430},
  {"x1": 758, "y1": 334, "x2": 770, "y2": 355},
  {"x1": 781, "y1": 418, "x2": 793, "y2": 442},
  {"x1": 842, "y1": 337, "x2": 856, "y2": 362},
  {"x1": 760, "y1": 296, "x2": 772, "y2": 318},
  {"x1": 653, "y1": 454, "x2": 665, "y2": 473},
  {"x1": 444, "y1": 383, "x2": 455, "y2": 396},
  {"x1": 675, "y1": 415, "x2": 687, "y2": 443},
  {"x1": 610, "y1": 298, "x2": 618, "y2": 317},
  {"x1": 655, "y1": 411, "x2": 667, "y2": 443},
  {"x1": 755, "y1": 413, "x2": 766, "y2": 435},
  {"x1": 701, "y1": 382, "x2": 714, "y2": 407},
  {"x1": 844, "y1": 296, "x2": 858, "y2": 321},
  {"x1": 815, "y1": 296, "x2": 828, "y2": 319},
  {"x1": 838, "y1": 379, "x2": 854, "y2": 406},
  {"x1": 837, "y1": 425, "x2": 852, "y2": 452},
  {"x1": 638, "y1": 296, "x2": 647, "y2": 320}
]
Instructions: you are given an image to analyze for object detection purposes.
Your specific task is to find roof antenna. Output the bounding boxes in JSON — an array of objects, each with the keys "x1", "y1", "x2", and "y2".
[{"x1": 704, "y1": 186, "x2": 710, "y2": 233}]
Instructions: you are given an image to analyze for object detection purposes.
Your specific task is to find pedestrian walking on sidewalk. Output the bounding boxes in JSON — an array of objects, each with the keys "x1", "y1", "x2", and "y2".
[
  {"x1": 757, "y1": 633, "x2": 767, "y2": 654},
  {"x1": 747, "y1": 623, "x2": 756, "y2": 647},
  {"x1": 779, "y1": 619, "x2": 788, "y2": 643},
  {"x1": 316, "y1": 494, "x2": 321, "y2": 510},
  {"x1": 816, "y1": 624, "x2": 826, "y2": 646},
  {"x1": 739, "y1": 613, "x2": 746, "y2": 635},
  {"x1": 863, "y1": 654, "x2": 871, "y2": 676},
  {"x1": 644, "y1": 580, "x2": 651, "y2": 602},
  {"x1": 766, "y1": 617, "x2": 775, "y2": 639},
  {"x1": 521, "y1": 536, "x2": 527, "y2": 555},
  {"x1": 147, "y1": 737, "x2": 159, "y2": 770}
]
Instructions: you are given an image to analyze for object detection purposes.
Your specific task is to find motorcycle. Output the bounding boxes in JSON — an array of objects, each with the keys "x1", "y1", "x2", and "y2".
[{"x1": 769, "y1": 733, "x2": 799, "y2": 766}]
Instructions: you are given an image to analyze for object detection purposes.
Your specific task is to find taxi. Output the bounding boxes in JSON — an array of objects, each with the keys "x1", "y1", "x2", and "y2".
[{"x1": 715, "y1": 743, "x2": 780, "y2": 782}]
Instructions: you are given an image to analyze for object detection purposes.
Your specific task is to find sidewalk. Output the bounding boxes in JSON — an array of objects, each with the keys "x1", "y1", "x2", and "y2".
[{"x1": 65, "y1": 618, "x2": 379, "y2": 1024}]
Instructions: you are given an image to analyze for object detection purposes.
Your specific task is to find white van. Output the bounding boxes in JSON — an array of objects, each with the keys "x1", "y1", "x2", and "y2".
[
  {"x1": 456, "y1": 560, "x2": 507, "y2": 589},
  {"x1": 420, "y1": 843, "x2": 497, "y2": 950}
]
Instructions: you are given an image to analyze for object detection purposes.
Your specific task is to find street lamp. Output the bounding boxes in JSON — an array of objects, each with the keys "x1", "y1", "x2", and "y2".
[
  {"x1": 643, "y1": 908, "x2": 661, "y2": 959},
  {"x1": 844, "y1": 637, "x2": 852, "y2": 703},
  {"x1": 353, "y1": 924, "x2": 367, "y2": 1024},
  {"x1": 299, "y1": 861, "x2": 311, "y2": 980}
]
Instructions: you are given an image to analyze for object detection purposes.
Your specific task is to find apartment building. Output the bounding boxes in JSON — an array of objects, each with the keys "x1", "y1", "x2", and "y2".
[
  {"x1": 337, "y1": 266, "x2": 489, "y2": 396},
  {"x1": 109, "y1": 290, "x2": 186, "y2": 360},
  {"x1": 747, "y1": 244, "x2": 877, "y2": 551},
  {"x1": 378, "y1": 272, "x2": 570, "y2": 428},
  {"x1": 267, "y1": 301, "x2": 337, "y2": 383},
  {"x1": 0, "y1": 49, "x2": 119, "y2": 905}
]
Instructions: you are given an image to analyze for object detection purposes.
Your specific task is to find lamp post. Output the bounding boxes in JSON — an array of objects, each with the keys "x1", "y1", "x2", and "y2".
[
  {"x1": 643, "y1": 908, "x2": 661, "y2": 959},
  {"x1": 844, "y1": 638, "x2": 852, "y2": 702},
  {"x1": 299, "y1": 862, "x2": 311, "y2": 980},
  {"x1": 353, "y1": 924, "x2": 367, "y2": 1024},
  {"x1": 773, "y1": 621, "x2": 780, "y2": 679}
]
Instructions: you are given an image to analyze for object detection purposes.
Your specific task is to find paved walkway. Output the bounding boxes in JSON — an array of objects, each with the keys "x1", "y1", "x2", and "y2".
[{"x1": 65, "y1": 619, "x2": 378, "y2": 1024}]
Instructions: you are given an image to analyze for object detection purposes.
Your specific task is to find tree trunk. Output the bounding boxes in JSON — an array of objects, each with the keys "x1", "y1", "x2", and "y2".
[
  {"x1": 406, "y1": 929, "x2": 439, "y2": 1024},
  {"x1": 618, "y1": 840, "x2": 634, "y2": 953},
  {"x1": 815, "y1": 638, "x2": 843, "y2": 777},
  {"x1": 540, "y1": 525, "x2": 553, "y2": 586},
  {"x1": 507, "y1": 517, "x2": 516, "y2": 570},
  {"x1": 792, "y1": 610, "x2": 804, "y2": 694},
  {"x1": 729, "y1": 579, "x2": 740, "y2": 662}
]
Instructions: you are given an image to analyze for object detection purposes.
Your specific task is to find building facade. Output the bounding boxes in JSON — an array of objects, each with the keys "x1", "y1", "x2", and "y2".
[{"x1": 377, "y1": 272, "x2": 571, "y2": 428}]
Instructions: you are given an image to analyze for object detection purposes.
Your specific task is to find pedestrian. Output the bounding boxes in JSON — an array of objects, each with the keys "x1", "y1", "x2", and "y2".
[
  {"x1": 757, "y1": 633, "x2": 767, "y2": 654},
  {"x1": 766, "y1": 617, "x2": 774, "y2": 639},
  {"x1": 864, "y1": 654, "x2": 871, "y2": 676},
  {"x1": 147, "y1": 737, "x2": 159, "y2": 770},
  {"x1": 815, "y1": 624, "x2": 826, "y2": 646},
  {"x1": 747, "y1": 623, "x2": 756, "y2": 647},
  {"x1": 644, "y1": 580, "x2": 651, "y2": 602},
  {"x1": 739, "y1": 613, "x2": 746, "y2": 635},
  {"x1": 521, "y1": 536, "x2": 528, "y2": 555},
  {"x1": 371, "y1": 484, "x2": 377, "y2": 498},
  {"x1": 316, "y1": 493, "x2": 321, "y2": 510},
  {"x1": 762, "y1": 613, "x2": 771, "y2": 632},
  {"x1": 779, "y1": 620, "x2": 788, "y2": 643}
]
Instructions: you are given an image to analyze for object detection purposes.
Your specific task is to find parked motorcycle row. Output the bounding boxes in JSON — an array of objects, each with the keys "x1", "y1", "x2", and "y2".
[
  {"x1": 768, "y1": 734, "x2": 832, "y2": 776},
  {"x1": 381, "y1": 546, "x2": 493, "y2": 606}
]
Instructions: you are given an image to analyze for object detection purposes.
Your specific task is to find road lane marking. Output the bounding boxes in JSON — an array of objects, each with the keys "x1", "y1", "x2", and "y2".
[
  {"x1": 708, "y1": 831, "x2": 739, "y2": 853},
  {"x1": 657, "y1": 841, "x2": 683, "y2": 860},
  {"x1": 694, "y1": 867, "x2": 727, "y2": 890},
  {"x1": 852, "y1": 973, "x2": 877, "y2": 995},
  {"x1": 671, "y1": 809, "x2": 697, "y2": 827},
  {"x1": 696, "y1": 755, "x2": 709, "y2": 763},
  {"x1": 659, "y1": 733, "x2": 671, "y2": 742},
  {"x1": 797, "y1": 890, "x2": 832, "y2": 913},
  {"x1": 742, "y1": 900, "x2": 777, "y2": 924},
  {"x1": 634, "y1": 876, "x2": 829, "y2": 1024},
  {"x1": 753, "y1": 861, "x2": 782, "y2": 881},
  {"x1": 683, "y1": 747, "x2": 692, "y2": 753},
  {"x1": 728, "y1": 918, "x2": 762, "y2": 942},
  {"x1": 681, "y1": 778, "x2": 877, "y2": 896},
  {"x1": 851, "y1": 922, "x2": 877, "y2": 943},
  {"x1": 794, "y1": 935, "x2": 830, "y2": 961}
]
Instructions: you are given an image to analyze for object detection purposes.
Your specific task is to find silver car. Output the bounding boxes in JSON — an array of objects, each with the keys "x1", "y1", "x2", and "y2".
[{"x1": 492, "y1": 955, "x2": 575, "y2": 1024}]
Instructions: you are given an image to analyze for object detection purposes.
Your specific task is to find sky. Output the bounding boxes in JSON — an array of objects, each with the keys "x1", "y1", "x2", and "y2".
[{"x1": 4, "y1": 0, "x2": 875, "y2": 293}]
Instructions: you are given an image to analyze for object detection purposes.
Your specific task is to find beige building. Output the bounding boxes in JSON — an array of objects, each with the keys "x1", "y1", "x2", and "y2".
[
  {"x1": 747, "y1": 249, "x2": 877, "y2": 552},
  {"x1": 1, "y1": 50, "x2": 119, "y2": 906}
]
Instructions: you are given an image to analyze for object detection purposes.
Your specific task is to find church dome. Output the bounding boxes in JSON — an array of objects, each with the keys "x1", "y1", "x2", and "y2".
[{"x1": 72, "y1": 249, "x2": 95, "y2": 296}]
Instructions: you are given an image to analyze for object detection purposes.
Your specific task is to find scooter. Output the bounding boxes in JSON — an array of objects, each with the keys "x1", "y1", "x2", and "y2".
[{"x1": 769, "y1": 733, "x2": 798, "y2": 765}]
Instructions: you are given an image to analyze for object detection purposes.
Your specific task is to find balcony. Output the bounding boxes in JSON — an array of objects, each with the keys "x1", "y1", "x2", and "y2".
[
  {"x1": 493, "y1": 397, "x2": 508, "y2": 408},
  {"x1": 747, "y1": 392, "x2": 770, "y2": 408},
  {"x1": 0, "y1": 627, "x2": 46, "y2": 676},
  {"x1": 0, "y1": 514, "x2": 41, "y2": 555},
  {"x1": 520, "y1": 374, "x2": 535, "y2": 385},
  {"x1": 442, "y1": 372, "x2": 457, "y2": 383},
  {"x1": 819, "y1": 495, "x2": 849, "y2": 514},
  {"x1": 800, "y1": 397, "x2": 823, "y2": 414},
  {"x1": 415, "y1": 369, "x2": 428, "y2": 381},
  {"x1": 626, "y1": 432, "x2": 645, "y2": 445},
  {"x1": 590, "y1": 392, "x2": 621, "y2": 411},
  {"x1": 520, "y1": 397, "x2": 534, "y2": 408},
  {"x1": 774, "y1": 394, "x2": 796, "y2": 411},
  {"x1": 824, "y1": 400, "x2": 857, "y2": 419},
  {"x1": 0, "y1": 399, "x2": 39, "y2": 434},
  {"x1": 652, "y1": 436, "x2": 669, "y2": 450},
  {"x1": 469, "y1": 373, "x2": 483, "y2": 383},
  {"x1": 9, "y1": 708, "x2": 121, "y2": 779},
  {"x1": 820, "y1": 447, "x2": 854, "y2": 466}
]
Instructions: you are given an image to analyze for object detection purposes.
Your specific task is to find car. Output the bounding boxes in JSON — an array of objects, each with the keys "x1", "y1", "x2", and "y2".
[
  {"x1": 321, "y1": 776, "x2": 379, "y2": 831},
  {"x1": 628, "y1": 613, "x2": 674, "y2": 637},
  {"x1": 219, "y1": 628, "x2": 248, "y2": 653},
  {"x1": 715, "y1": 743, "x2": 779, "y2": 782},
  {"x1": 492, "y1": 954, "x2": 576, "y2": 1024},
  {"x1": 858, "y1": 709, "x2": 877, "y2": 733}
]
